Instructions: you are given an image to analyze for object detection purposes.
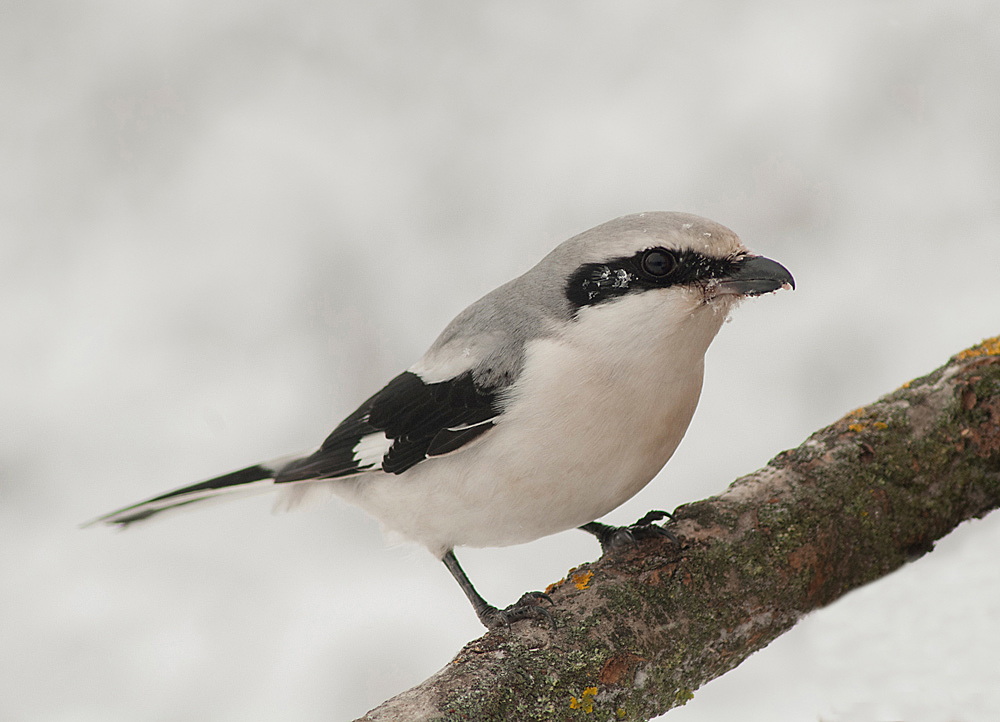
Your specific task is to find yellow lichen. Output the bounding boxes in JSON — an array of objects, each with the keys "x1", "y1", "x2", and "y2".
[
  {"x1": 547, "y1": 566, "x2": 580, "y2": 593},
  {"x1": 956, "y1": 336, "x2": 1000, "y2": 360},
  {"x1": 848, "y1": 417, "x2": 888, "y2": 433},
  {"x1": 569, "y1": 686, "x2": 598, "y2": 713},
  {"x1": 572, "y1": 570, "x2": 594, "y2": 590}
]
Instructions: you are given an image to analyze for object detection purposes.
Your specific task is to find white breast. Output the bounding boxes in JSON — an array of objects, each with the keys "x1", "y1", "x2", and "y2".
[{"x1": 330, "y1": 288, "x2": 731, "y2": 557}]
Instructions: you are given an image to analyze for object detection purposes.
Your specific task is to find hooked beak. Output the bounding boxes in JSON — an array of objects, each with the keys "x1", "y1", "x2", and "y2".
[{"x1": 714, "y1": 255, "x2": 795, "y2": 297}]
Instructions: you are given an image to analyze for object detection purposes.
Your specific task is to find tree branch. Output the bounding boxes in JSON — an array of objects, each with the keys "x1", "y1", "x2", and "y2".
[{"x1": 357, "y1": 337, "x2": 1000, "y2": 722}]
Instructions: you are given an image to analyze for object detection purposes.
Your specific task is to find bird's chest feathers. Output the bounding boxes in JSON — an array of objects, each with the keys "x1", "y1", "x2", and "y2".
[{"x1": 503, "y1": 292, "x2": 722, "y2": 485}]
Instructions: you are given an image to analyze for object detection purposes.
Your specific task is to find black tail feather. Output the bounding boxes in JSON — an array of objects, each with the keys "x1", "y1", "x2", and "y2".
[{"x1": 84, "y1": 463, "x2": 278, "y2": 528}]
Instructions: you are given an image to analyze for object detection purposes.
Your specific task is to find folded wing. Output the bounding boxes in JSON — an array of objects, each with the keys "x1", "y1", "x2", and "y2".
[{"x1": 277, "y1": 370, "x2": 502, "y2": 481}]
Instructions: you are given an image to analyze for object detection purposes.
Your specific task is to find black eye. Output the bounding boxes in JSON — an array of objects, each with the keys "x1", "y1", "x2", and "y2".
[{"x1": 641, "y1": 248, "x2": 677, "y2": 278}]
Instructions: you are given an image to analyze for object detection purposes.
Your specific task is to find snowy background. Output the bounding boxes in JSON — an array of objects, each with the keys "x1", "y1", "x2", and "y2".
[{"x1": 3, "y1": 1, "x2": 1000, "y2": 720}]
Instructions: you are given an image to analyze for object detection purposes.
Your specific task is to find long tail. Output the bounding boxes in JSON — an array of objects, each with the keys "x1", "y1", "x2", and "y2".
[{"x1": 83, "y1": 456, "x2": 302, "y2": 528}]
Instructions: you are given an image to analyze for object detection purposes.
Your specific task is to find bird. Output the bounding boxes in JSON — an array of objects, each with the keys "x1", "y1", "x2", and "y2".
[{"x1": 86, "y1": 211, "x2": 794, "y2": 629}]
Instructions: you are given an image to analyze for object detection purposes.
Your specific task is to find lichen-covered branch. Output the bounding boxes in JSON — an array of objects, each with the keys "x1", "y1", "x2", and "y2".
[{"x1": 357, "y1": 338, "x2": 1000, "y2": 722}]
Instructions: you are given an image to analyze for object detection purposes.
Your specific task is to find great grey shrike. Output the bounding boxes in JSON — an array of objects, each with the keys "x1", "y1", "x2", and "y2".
[{"x1": 88, "y1": 211, "x2": 794, "y2": 628}]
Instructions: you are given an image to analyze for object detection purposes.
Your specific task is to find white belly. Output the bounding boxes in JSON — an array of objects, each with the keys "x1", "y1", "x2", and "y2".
[{"x1": 327, "y1": 290, "x2": 728, "y2": 557}]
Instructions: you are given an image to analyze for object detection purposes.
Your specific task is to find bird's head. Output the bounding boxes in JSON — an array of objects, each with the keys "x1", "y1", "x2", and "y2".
[
  {"x1": 418, "y1": 212, "x2": 793, "y2": 388},
  {"x1": 556, "y1": 211, "x2": 794, "y2": 318}
]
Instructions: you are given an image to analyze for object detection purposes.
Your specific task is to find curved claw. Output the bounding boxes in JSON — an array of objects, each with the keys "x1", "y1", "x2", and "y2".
[
  {"x1": 637, "y1": 521, "x2": 679, "y2": 546},
  {"x1": 523, "y1": 590, "x2": 554, "y2": 606},
  {"x1": 481, "y1": 591, "x2": 556, "y2": 631},
  {"x1": 580, "y1": 510, "x2": 679, "y2": 554},
  {"x1": 634, "y1": 509, "x2": 675, "y2": 526}
]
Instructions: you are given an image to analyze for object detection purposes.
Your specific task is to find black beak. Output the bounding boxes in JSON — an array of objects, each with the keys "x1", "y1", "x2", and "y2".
[{"x1": 716, "y1": 255, "x2": 795, "y2": 297}]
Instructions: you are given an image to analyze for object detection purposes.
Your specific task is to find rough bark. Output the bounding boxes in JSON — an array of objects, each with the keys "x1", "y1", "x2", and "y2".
[{"x1": 357, "y1": 337, "x2": 1000, "y2": 722}]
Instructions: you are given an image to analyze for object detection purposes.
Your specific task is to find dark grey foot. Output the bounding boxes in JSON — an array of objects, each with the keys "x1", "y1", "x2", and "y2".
[
  {"x1": 477, "y1": 591, "x2": 556, "y2": 631},
  {"x1": 579, "y1": 510, "x2": 678, "y2": 554},
  {"x1": 441, "y1": 550, "x2": 556, "y2": 631}
]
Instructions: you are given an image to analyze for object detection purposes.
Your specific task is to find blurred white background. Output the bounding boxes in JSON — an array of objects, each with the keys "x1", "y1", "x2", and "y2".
[{"x1": 3, "y1": 1, "x2": 999, "y2": 720}]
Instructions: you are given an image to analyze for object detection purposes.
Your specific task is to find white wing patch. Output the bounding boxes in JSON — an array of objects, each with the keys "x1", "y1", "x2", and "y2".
[
  {"x1": 446, "y1": 418, "x2": 495, "y2": 432},
  {"x1": 352, "y1": 432, "x2": 394, "y2": 468}
]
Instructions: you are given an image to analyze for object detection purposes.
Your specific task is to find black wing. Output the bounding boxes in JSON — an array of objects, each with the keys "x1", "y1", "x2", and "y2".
[{"x1": 275, "y1": 370, "x2": 503, "y2": 482}]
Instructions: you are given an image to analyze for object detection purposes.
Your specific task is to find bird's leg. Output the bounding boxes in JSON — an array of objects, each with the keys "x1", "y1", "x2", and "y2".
[
  {"x1": 441, "y1": 550, "x2": 555, "y2": 630},
  {"x1": 579, "y1": 510, "x2": 678, "y2": 554}
]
